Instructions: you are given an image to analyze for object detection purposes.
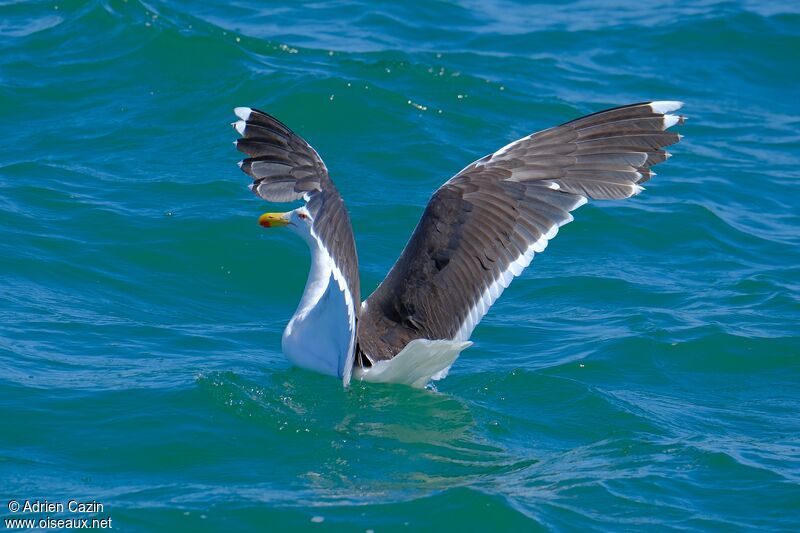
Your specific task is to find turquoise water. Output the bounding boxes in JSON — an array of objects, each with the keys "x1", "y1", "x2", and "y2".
[{"x1": 2, "y1": 0, "x2": 799, "y2": 530}]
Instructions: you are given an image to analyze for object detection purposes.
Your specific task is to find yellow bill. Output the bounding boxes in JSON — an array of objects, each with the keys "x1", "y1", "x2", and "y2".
[{"x1": 259, "y1": 212, "x2": 290, "y2": 228}]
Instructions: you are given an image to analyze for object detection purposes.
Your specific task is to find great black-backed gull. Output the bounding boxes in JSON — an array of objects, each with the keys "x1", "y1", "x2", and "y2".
[{"x1": 232, "y1": 101, "x2": 685, "y2": 388}]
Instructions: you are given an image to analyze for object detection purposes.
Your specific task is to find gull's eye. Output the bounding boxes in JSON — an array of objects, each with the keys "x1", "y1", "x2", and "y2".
[{"x1": 298, "y1": 213, "x2": 308, "y2": 220}]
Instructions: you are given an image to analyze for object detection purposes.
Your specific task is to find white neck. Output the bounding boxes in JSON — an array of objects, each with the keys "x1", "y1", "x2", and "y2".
[
  {"x1": 293, "y1": 233, "x2": 333, "y2": 319},
  {"x1": 280, "y1": 226, "x2": 354, "y2": 380}
]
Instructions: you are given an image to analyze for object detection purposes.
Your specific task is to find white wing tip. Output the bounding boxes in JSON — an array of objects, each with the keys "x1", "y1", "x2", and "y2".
[
  {"x1": 237, "y1": 160, "x2": 244, "y2": 169},
  {"x1": 650, "y1": 101, "x2": 684, "y2": 114},
  {"x1": 232, "y1": 120, "x2": 247, "y2": 135},
  {"x1": 663, "y1": 114, "x2": 680, "y2": 129},
  {"x1": 234, "y1": 106, "x2": 252, "y2": 121},
  {"x1": 532, "y1": 236, "x2": 548, "y2": 253}
]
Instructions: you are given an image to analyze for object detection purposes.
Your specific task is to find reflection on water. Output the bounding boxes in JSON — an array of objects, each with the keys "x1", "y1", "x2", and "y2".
[{"x1": 197, "y1": 369, "x2": 537, "y2": 503}]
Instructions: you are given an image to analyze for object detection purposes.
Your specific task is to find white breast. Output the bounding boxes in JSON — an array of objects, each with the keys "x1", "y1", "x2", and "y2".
[
  {"x1": 282, "y1": 271, "x2": 352, "y2": 378},
  {"x1": 281, "y1": 229, "x2": 355, "y2": 381}
]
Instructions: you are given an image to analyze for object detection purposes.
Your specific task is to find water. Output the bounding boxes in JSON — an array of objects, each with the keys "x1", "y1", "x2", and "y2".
[{"x1": 2, "y1": 0, "x2": 799, "y2": 531}]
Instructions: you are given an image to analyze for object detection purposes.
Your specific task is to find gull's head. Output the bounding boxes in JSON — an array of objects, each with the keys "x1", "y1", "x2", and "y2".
[{"x1": 258, "y1": 206, "x2": 313, "y2": 234}]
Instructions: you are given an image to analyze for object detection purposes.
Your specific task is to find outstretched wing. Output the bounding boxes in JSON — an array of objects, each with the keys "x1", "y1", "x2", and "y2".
[
  {"x1": 358, "y1": 101, "x2": 685, "y2": 361},
  {"x1": 233, "y1": 107, "x2": 360, "y2": 383}
]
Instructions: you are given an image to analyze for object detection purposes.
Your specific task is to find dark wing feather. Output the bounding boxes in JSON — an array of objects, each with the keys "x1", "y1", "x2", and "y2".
[
  {"x1": 358, "y1": 101, "x2": 685, "y2": 362},
  {"x1": 234, "y1": 108, "x2": 328, "y2": 202},
  {"x1": 233, "y1": 107, "x2": 361, "y2": 382}
]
